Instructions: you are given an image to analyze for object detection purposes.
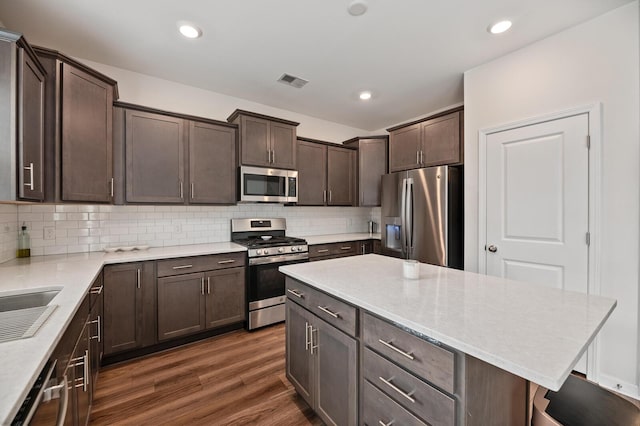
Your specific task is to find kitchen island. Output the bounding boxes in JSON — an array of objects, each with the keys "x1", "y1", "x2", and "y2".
[{"x1": 280, "y1": 254, "x2": 617, "y2": 425}]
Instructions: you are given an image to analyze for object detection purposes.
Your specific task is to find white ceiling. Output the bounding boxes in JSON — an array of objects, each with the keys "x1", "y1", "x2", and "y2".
[{"x1": 0, "y1": 0, "x2": 632, "y2": 131}]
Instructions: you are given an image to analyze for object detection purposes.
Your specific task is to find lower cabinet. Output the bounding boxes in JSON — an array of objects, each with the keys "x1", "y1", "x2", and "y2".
[
  {"x1": 286, "y1": 299, "x2": 357, "y2": 426},
  {"x1": 309, "y1": 239, "x2": 380, "y2": 261},
  {"x1": 103, "y1": 262, "x2": 155, "y2": 355}
]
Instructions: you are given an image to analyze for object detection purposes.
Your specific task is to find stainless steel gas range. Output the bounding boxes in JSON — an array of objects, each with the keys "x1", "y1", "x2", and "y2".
[{"x1": 231, "y1": 218, "x2": 308, "y2": 330}]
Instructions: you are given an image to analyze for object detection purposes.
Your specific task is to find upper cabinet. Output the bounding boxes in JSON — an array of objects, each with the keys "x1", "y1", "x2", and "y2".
[
  {"x1": 388, "y1": 108, "x2": 463, "y2": 172},
  {"x1": 113, "y1": 102, "x2": 238, "y2": 205},
  {"x1": 296, "y1": 138, "x2": 356, "y2": 207},
  {"x1": 343, "y1": 136, "x2": 388, "y2": 207},
  {"x1": 227, "y1": 109, "x2": 298, "y2": 170},
  {"x1": 34, "y1": 46, "x2": 119, "y2": 202},
  {"x1": 0, "y1": 30, "x2": 46, "y2": 201}
]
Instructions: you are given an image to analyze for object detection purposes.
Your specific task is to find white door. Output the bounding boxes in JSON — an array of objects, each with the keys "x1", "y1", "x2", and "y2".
[{"x1": 485, "y1": 113, "x2": 589, "y2": 372}]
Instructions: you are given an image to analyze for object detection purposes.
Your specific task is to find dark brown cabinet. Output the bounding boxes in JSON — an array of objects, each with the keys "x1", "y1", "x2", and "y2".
[
  {"x1": 388, "y1": 109, "x2": 462, "y2": 172},
  {"x1": 228, "y1": 109, "x2": 298, "y2": 169},
  {"x1": 296, "y1": 138, "x2": 356, "y2": 206},
  {"x1": 125, "y1": 109, "x2": 185, "y2": 203},
  {"x1": 0, "y1": 30, "x2": 46, "y2": 201},
  {"x1": 189, "y1": 121, "x2": 237, "y2": 204},
  {"x1": 103, "y1": 262, "x2": 155, "y2": 355},
  {"x1": 286, "y1": 294, "x2": 357, "y2": 425},
  {"x1": 343, "y1": 136, "x2": 388, "y2": 207},
  {"x1": 156, "y1": 254, "x2": 246, "y2": 341},
  {"x1": 309, "y1": 240, "x2": 380, "y2": 261},
  {"x1": 88, "y1": 273, "x2": 104, "y2": 401},
  {"x1": 34, "y1": 46, "x2": 118, "y2": 203}
]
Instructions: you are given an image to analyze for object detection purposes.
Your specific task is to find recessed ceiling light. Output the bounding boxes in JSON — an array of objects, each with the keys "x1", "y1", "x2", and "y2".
[
  {"x1": 348, "y1": 1, "x2": 368, "y2": 16},
  {"x1": 359, "y1": 91, "x2": 372, "y2": 100},
  {"x1": 488, "y1": 20, "x2": 512, "y2": 34},
  {"x1": 178, "y1": 23, "x2": 202, "y2": 39}
]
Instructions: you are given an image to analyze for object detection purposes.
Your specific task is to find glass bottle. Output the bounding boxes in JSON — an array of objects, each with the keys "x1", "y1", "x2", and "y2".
[{"x1": 17, "y1": 223, "x2": 31, "y2": 258}]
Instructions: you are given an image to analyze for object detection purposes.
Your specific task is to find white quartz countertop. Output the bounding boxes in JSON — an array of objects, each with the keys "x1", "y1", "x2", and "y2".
[
  {"x1": 304, "y1": 233, "x2": 380, "y2": 245},
  {"x1": 0, "y1": 242, "x2": 246, "y2": 424},
  {"x1": 279, "y1": 254, "x2": 616, "y2": 391}
]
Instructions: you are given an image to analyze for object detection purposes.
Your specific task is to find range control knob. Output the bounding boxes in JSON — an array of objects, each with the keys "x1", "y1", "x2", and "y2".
[
  {"x1": 256, "y1": 249, "x2": 262, "y2": 255},
  {"x1": 292, "y1": 246, "x2": 298, "y2": 252},
  {"x1": 278, "y1": 247, "x2": 285, "y2": 253},
  {"x1": 263, "y1": 249, "x2": 269, "y2": 255}
]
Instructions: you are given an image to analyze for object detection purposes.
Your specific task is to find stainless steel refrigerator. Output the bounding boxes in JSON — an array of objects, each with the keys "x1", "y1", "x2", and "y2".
[{"x1": 381, "y1": 166, "x2": 463, "y2": 269}]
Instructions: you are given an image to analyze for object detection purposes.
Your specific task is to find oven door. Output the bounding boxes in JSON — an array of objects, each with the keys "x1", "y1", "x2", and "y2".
[
  {"x1": 241, "y1": 166, "x2": 291, "y2": 202},
  {"x1": 248, "y1": 256, "x2": 308, "y2": 309}
]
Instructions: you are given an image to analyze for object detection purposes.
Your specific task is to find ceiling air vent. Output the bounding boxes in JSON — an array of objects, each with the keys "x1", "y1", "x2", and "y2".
[{"x1": 277, "y1": 73, "x2": 308, "y2": 89}]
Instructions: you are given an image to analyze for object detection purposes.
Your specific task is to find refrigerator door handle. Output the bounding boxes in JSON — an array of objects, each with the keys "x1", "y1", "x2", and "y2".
[
  {"x1": 400, "y1": 178, "x2": 408, "y2": 256},
  {"x1": 408, "y1": 178, "x2": 414, "y2": 257}
]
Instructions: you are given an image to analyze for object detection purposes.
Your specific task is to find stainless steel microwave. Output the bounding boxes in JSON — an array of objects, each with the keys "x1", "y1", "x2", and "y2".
[{"x1": 240, "y1": 166, "x2": 298, "y2": 203}]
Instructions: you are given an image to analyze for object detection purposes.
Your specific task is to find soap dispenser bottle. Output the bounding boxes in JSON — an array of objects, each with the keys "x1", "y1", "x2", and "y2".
[{"x1": 17, "y1": 223, "x2": 31, "y2": 258}]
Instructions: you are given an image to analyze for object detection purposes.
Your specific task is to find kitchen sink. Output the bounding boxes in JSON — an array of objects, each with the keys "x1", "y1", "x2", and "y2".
[{"x1": 0, "y1": 289, "x2": 60, "y2": 343}]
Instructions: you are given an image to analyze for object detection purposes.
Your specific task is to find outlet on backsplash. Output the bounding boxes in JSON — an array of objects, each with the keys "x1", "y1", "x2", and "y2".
[{"x1": 44, "y1": 227, "x2": 55, "y2": 240}]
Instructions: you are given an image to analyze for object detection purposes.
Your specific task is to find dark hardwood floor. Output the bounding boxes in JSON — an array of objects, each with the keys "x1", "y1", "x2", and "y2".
[{"x1": 90, "y1": 324, "x2": 322, "y2": 425}]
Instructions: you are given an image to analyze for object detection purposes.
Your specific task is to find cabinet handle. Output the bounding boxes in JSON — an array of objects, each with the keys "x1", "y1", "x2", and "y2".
[
  {"x1": 420, "y1": 150, "x2": 424, "y2": 164},
  {"x1": 136, "y1": 268, "x2": 141, "y2": 289},
  {"x1": 378, "y1": 339, "x2": 415, "y2": 360},
  {"x1": 329, "y1": 190, "x2": 332, "y2": 203},
  {"x1": 89, "y1": 315, "x2": 101, "y2": 342},
  {"x1": 416, "y1": 151, "x2": 420, "y2": 165},
  {"x1": 90, "y1": 285, "x2": 103, "y2": 295},
  {"x1": 317, "y1": 305, "x2": 340, "y2": 319},
  {"x1": 305, "y1": 321, "x2": 310, "y2": 351},
  {"x1": 323, "y1": 190, "x2": 327, "y2": 203},
  {"x1": 379, "y1": 376, "x2": 415, "y2": 403},
  {"x1": 24, "y1": 163, "x2": 34, "y2": 190},
  {"x1": 310, "y1": 326, "x2": 318, "y2": 355},
  {"x1": 179, "y1": 181, "x2": 184, "y2": 199},
  {"x1": 271, "y1": 149, "x2": 275, "y2": 164},
  {"x1": 316, "y1": 249, "x2": 329, "y2": 253},
  {"x1": 201, "y1": 277, "x2": 205, "y2": 295},
  {"x1": 287, "y1": 288, "x2": 304, "y2": 298},
  {"x1": 191, "y1": 182, "x2": 195, "y2": 199},
  {"x1": 361, "y1": 244, "x2": 365, "y2": 255},
  {"x1": 172, "y1": 264, "x2": 193, "y2": 270},
  {"x1": 207, "y1": 277, "x2": 211, "y2": 294},
  {"x1": 110, "y1": 177, "x2": 114, "y2": 198},
  {"x1": 340, "y1": 246, "x2": 352, "y2": 250},
  {"x1": 267, "y1": 149, "x2": 271, "y2": 163},
  {"x1": 71, "y1": 351, "x2": 89, "y2": 392},
  {"x1": 217, "y1": 259, "x2": 236, "y2": 264}
]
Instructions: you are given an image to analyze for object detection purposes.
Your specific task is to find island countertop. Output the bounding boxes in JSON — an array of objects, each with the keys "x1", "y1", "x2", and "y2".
[{"x1": 279, "y1": 254, "x2": 616, "y2": 391}]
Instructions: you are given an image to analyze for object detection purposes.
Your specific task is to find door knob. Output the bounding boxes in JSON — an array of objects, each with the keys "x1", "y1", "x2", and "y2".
[{"x1": 487, "y1": 245, "x2": 498, "y2": 253}]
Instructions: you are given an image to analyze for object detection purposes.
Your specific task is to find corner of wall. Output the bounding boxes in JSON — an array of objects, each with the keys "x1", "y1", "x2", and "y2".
[{"x1": 0, "y1": 203, "x2": 18, "y2": 263}]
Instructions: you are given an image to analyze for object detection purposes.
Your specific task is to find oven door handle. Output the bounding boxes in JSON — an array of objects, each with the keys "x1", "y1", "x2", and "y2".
[{"x1": 248, "y1": 253, "x2": 309, "y2": 265}]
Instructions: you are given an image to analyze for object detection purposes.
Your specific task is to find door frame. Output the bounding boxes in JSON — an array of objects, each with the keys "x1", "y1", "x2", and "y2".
[{"x1": 477, "y1": 102, "x2": 602, "y2": 380}]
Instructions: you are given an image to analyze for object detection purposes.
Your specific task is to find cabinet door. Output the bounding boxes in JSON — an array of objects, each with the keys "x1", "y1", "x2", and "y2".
[
  {"x1": 270, "y1": 122, "x2": 296, "y2": 169},
  {"x1": 89, "y1": 284, "x2": 103, "y2": 401},
  {"x1": 389, "y1": 123, "x2": 421, "y2": 172},
  {"x1": 421, "y1": 112, "x2": 461, "y2": 167},
  {"x1": 61, "y1": 64, "x2": 113, "y2": 202},
  {"x1": 297, "y1": 141, "x2": 327, "y2": 205},
  {"x1": 125, "y1": 110, "x2": 185, "y2": 203},
  {"x1": 314, "y1": 316, "x2": 358, "y2": 426},
  {"x1": 327, "y1": 146, "x2": 355, "y2": 206},
  {"x1": 358, "y1": 138, "x2": 387, "y2": 206},
  {"x1": 157, "y1": 272, "x2": 206, "y2": 341},
  {"x1": 204, "y1": 267, "x2": 246, "y2": 329},
  {"x1": 18, "y1": 48, "x2": 45, "y2": 201},
  {"x1": 285, "y1": 300, "x2": 314, "y2": 409},
  {"x1": 103, "y1": 263, "x2": 143, "y2": 355},
  {"x1": 240, "y1": 115, "x2": 270, "y2": 167},
  {"x1": 189, "y1": 121, "x2": 237, "y2": 204}
]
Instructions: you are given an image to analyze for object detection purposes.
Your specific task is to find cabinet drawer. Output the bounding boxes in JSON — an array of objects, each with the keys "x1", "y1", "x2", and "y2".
[
  {"x1": 157, "y1": 252, "x2": 245, "y2": 277},
  {"x1": 285, "y1": 278, "x2": 357, "y2": 337},
  {"x1": 363, "y1": 348, "x2": 455, "y2": 426},
  {"x1": 362, "y1": 379, "x2": 427, "y2": 426},
  {"x1": 309, "y1": 242, "x2": 358, "y2": 258},
  {"x1": 362, "y1": 312, "x2": 455, "y2": 394}
]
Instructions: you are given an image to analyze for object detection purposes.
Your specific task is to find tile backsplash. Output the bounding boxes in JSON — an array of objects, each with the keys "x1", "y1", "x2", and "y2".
[
  {"x1": 16, "y1": 204, "x2": 380, "y2": 256},
  {"x1": 0, "y1": 204, "x2": 18, "y2": 263}
]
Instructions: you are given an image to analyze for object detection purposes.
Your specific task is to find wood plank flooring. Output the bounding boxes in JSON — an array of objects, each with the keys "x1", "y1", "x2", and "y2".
[{"x1": 90, "y1": 324, "x2": 322, "y2": 426}]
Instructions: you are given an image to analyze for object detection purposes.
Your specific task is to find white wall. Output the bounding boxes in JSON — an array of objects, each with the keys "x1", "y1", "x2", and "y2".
[
  {"x1": 464, "y1": 1, "x2": 639, "y2": 397},
  {"x1": 79, "y1": 59, "x2": 372, "y2": 143},
  {"x1": 0, "y1": 204, "x2": 17, "y2": 263}
]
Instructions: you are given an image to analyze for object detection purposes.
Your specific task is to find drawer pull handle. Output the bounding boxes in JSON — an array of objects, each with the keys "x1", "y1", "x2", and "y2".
[
  {"x1": 379, "y1": 421, "x2": 394, "y2": 426},
  {"x1": 172, "y1": 264, "x2": 193, "y2": 270},
  {"x1": 378, "y1": 339, "x2": 415, "y2": 360},
  {"x1": 317, "y1": 249, "x2": 330, "y2": 253},
  {"x1": 305, "y1": 321, "x2": 310, "y2": 351},
  {"x1": 287, "y1": 289, "x2": 304, "y2": 298},
  {"x1": 340, "y1": 246, "x2": 352, "y2": 250},
  {"x1": 90, "y1": 285, "x2": 103, "y2": 295},
  {"x1": 317, "y1": 305, "x2": 340, "y2": 319},
  {"x1": 217, "y1": 259, "x2": 236, "y2": 264},
  {"x1": 379, "y1": 376, "x2": 415, "y2": 403}
]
